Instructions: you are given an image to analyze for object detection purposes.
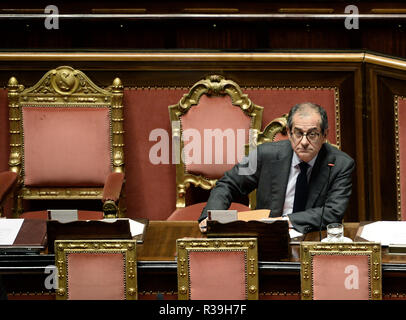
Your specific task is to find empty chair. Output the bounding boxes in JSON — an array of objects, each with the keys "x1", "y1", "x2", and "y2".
[{"x1": 7, "y1": 66, "x2": 125, "y2": 220}]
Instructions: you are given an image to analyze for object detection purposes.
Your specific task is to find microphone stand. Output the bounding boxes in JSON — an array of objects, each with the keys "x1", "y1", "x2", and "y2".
[{"x1": 319, "y1": 163, "x2": 335, "y2": 241}]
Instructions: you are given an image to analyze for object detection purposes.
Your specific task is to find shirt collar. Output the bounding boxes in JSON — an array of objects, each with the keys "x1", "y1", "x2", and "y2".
[{"x1": 292, "y1": 152, "x2": 318, "y2": 169}]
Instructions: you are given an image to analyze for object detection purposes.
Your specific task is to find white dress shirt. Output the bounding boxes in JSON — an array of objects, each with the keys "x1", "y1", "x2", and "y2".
[{"x1": 282, "y1": 152, "x2": 318, "y2": 217}]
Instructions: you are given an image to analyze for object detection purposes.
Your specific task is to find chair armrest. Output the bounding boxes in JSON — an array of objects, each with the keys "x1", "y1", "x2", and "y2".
[
  {"x1": 0, "y1": 171, "x2": 18, "y2": 204},
  {"x1": 102, "y1": 172, "x2": 125, "y2": 203},
  {"x1": 102, "y1": 172, "x2": 125, "y2": 218}
]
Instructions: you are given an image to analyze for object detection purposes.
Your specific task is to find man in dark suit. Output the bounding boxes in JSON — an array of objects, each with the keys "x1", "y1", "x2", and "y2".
[{"x1": 198, "y1": 102, "x2": 355, "y2": 234}]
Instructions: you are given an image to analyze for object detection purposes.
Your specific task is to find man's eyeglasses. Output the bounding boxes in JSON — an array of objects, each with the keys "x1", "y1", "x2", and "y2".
[{"x1": 291, "y1": 129, "x2": 321, "y2": 142}]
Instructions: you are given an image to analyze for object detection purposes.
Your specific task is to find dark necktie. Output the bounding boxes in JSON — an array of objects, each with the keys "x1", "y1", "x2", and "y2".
[{"x1": 292, "y1": 161, "x2": 309, "y2": 213}]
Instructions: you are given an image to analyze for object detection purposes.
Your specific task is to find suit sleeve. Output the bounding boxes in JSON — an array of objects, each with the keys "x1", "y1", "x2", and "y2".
[
  {"x1": 288, "y1": 156, "x2": 355, "y2": 234},
  {"x1": 198, "y1": 147, "x2": 262, "y2": 222}
]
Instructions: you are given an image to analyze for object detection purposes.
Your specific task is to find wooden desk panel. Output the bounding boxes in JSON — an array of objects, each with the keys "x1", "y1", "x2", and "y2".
[{"x1": 137, "y1": 221, "x2": 204, "y2": 261}]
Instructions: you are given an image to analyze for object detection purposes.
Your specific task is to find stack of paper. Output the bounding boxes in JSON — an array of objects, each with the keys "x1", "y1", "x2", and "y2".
[
  {"x1": 208, "y1": 209, "x2": 271, "y2": 223},
  {"x1": 360, "y1": 221, "x2": 406, "y2": 246}
]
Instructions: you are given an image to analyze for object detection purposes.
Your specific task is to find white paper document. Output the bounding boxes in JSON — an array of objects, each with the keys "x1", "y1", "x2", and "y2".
[
  {"x1": 360, "y1": 221, "x2": 406, "y2": 246},
  {"x1": 48, "y1": 209, "x2": 78, "y2": 223},
  {"x1": 0, "y1": 219, "x2": 24, "y2": 245},
  {"x1": 289, "y1": 228, "x2": 304, "y2": 239},
  {"x1": 128, "y1": 219, "x2": 145, "y2": 237},
  {"x1": 208, "y1": 210, "x2": 238, "y2": 223}
]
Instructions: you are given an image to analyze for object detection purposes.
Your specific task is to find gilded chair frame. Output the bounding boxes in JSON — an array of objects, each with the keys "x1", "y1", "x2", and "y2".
[
  {"x1": 55, "y1": 239, "x2": 137, "y2": 300},
  {"x1": 176, "y1": 237, "x2": 259, "y2": 300},
  {"x1": 300, "y1": 242, "x2": 382, "y2": 300},
  {"x1": 169, "y1": 75, "x2": 263, "y2": 209},
  {"x1": 256, "y1": 114, "x2": 288, "y2": 146},
  {"x1": 8, "y1": 66, "x2": 125, "y2": 217}
]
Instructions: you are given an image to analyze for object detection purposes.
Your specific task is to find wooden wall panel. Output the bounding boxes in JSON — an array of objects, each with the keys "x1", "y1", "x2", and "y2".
[
  {"x1": 366, "y1": 64, "x2": 406, "y2": 221},
  {"x1": 2, "y1": 1, "x2": 406, "y2": 58}
]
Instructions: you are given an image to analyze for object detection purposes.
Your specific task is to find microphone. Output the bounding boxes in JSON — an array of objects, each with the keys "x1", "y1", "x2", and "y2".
[{"x1": 319, "y1": 163, "x2": 335, "y2": 241}]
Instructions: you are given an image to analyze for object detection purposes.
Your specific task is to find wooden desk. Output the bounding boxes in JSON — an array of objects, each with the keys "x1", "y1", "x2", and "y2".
[{"x1": 2, "y1": 221, "x2": 406, "y2": 300}]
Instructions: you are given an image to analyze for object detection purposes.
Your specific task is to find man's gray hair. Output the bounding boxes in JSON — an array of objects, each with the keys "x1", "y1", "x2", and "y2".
[{"x1": 287, "y1": 102, "x2": 328, "y2": 134}]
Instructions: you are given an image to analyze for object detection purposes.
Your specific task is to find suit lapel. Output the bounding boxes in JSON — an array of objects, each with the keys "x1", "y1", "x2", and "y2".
[
  {"x1": 306, "y1": 144, "x2": 336, "y2": 208},
  {"x1": 269, "y1": 143, "x2": 293, "y2": 217}
]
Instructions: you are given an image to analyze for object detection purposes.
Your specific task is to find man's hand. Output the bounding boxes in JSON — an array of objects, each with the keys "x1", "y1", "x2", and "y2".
[{"x1": 199, "y1": 218, "x2": 208, "y2": 233}]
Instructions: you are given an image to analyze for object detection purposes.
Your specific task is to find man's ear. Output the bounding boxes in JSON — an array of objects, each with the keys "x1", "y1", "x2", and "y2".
[{"x1": 323, "y1": 128, "x2": 329, "y2": 141}]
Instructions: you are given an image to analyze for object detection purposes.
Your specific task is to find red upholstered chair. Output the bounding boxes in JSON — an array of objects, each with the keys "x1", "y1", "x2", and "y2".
[
  {"x1": 55, "y1": 240, "x2": 137, "y2": 300},
  {"x1": 7, "y1": 66, "x2": 125, "y2": 220},
  {"x1": 167, "y1": 75, "x2": 263, "y2": 221},
  {"x1": 176, "y1": 238, "x2": 258, "y2": 300},
  {"x1": 300, "y1": 242, "x2": 382, "y2": 300}
]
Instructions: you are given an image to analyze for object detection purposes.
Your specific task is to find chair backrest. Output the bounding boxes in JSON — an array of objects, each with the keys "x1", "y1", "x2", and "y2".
[
  {"x1": 169, "y1": 75, "x2": 263, "y2": 209},
  {"x1": 8, "y1": 66, "x2": 124, "y2": 216},
  {"x1": 300, "y1": 242, "x2": 382, "y2": 300},
  {"x1": 55, "y1": 239, "x2": 137, "y2": 300},
  {"x1": 176, "y1": 237, "x2": 258, "y2": 300}
]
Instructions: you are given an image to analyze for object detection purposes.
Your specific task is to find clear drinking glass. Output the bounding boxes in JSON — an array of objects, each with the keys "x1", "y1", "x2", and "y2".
[{"x1": 326, "y1": 223, "x2": 344, "y2": 242}]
